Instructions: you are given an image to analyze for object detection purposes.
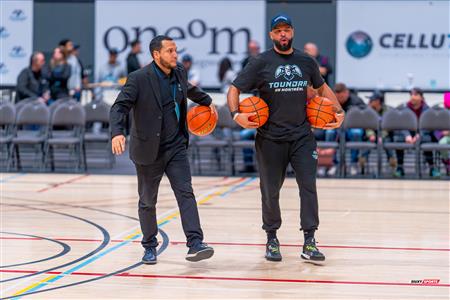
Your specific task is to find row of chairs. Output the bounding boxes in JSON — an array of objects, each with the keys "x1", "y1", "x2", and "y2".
[
  {"x1": 188, "y1": 105, "x2": 450, "y2": 178},
  {"x1": 0, "y1": 98, "x2": 113, "y2": 172}
]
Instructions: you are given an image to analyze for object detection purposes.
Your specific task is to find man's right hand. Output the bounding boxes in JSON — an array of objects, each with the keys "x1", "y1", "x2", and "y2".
[
  {"x1": 234, "y1": 112, "x2": 259, "y2": 129},
  {"x1": 112, "y1": 135, "x2": 126, "y2": 155}
]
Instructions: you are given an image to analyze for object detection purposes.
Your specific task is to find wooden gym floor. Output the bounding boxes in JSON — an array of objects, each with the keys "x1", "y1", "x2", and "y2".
[{"x1": 0, "y1": 173, "x2": 449, "y2": 299}]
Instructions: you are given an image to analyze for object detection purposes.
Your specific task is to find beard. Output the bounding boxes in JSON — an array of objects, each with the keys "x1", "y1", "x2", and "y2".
[
  {"x1": 159, "y1": 56, "x2": 175, "y2": 69},
  {"x1": 273, "y1": 38, "x2": 293, "y2": 52}
]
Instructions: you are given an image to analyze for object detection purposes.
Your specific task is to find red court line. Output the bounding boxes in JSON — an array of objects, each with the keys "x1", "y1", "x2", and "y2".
[
  {"x1": 36, "y1": 174, "x2": 90, "y2": 193},
  {"x1": 1, "y1": 237, "x2": 449, "y2": 252},
  {"x1": 0, "y1": 269, "x2": 448, "y2": 287}
]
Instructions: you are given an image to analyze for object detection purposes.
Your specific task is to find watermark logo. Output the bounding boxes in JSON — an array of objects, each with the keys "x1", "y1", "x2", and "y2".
[{"x1": 411, "y1": 279, "x2": 440, "y2": 285}]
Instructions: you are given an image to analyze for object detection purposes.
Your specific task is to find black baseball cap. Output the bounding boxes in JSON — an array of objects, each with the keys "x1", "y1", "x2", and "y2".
[
  {"x1": 271, "y1": 14, "x2": 293, "y2": 30},
  {"x1": 367, "y1": 90, "x2": 384, "y2": 102}
]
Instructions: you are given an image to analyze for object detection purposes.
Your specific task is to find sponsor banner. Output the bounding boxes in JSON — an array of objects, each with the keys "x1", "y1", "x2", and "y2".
[
  {"x1": 95, "y1": 0, "x2": 266, "y2": 88},
  {"x1": 0, "y1": 0, "x2": 33, "y2": 85},
  {"x1": 337, "y1": 0, "x2": 450, "y2": 90}
]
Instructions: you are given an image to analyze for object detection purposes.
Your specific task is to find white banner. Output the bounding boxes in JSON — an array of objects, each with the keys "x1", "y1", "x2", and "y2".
[
  {"x1": 0, "y1": 0, "x2": 33, "y2": 86},
  {"x1": 95, "y1": 0, "x2": 266, "y2": 88},
  {"x1": 337, "y1": 0, "x2": 450, "y2": 90}
]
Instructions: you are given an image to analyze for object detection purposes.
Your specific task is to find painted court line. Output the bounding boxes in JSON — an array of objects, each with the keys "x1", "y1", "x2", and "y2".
[
  {"x1": 1, "y1": 269, "x2": 448, "y2": 288},
  {"x1": 8, "y1": 177, "x2": 255, "y2": 298},
  {"x1": 2, "y1": 237, "x2": 449, "y2": 252},
  {"x1": 36, "y1": 174, "x2": 90, "y2": 193},
  {"x1": 0, "y1": 173, "x2": 27, "y2": 183}
]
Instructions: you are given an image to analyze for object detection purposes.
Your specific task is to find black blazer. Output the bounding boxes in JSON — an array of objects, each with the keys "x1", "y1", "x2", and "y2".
[{"x1": 110, "y1": 62, "x2": 212, "y2": 165}]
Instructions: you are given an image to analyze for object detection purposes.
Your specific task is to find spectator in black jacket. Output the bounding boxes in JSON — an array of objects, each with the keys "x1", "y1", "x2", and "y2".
[
  {"x1": 49, "y1": 47, "x2": 71, "y2": 102},
  {"x1": 126, "y1": 40, "x2": 142, "y2": 74},
  {"x1": 15, "y1": 52, "x2": 50, "y2": 102}
]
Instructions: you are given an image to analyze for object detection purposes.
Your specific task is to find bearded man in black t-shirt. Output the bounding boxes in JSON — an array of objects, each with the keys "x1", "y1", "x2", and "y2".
[{"x1": 227, "y1": 14, "x2": 344, "y2": 262}]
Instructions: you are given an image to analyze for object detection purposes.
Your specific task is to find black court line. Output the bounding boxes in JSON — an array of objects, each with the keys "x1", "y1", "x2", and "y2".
[
  {"x1": 2, "y1": 229, "x2": 169, "y2": 300},
  {"x1": 0, "y1": 203, "x2": 110, "y2": 284},
  {"x1": 1, "y1": 197, "x2": 169, "y2": 299},
  {"x1": 0, "y1": 232, "x2": 71, "y2": 269}
]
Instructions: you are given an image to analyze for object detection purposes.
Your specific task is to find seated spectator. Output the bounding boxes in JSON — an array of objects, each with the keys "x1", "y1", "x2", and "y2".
[
  {"x1": 392, "y1": 88, "x2": 439, "y2": 178},
  {"x1": 15, "y1": 51, "x2": 50, "y2": 103},
  {"x1": 323, "y1": 83, "x2": 366, "y2": 176},
  {"x1": 181, "y1": 54, "x2": 201, "y2": 86},
  {"x1": 303, "y1": 42, "x2": 333, "y2": 84},
  {"x1": 49, "y1": 47, "x2": 71, "y2": 102},
  {"x1": 361, "y1": 91, "x2": 396, "y2": 173},
  {"x1": 437, "y1": 93, "x2": 450, "y2": 176}
]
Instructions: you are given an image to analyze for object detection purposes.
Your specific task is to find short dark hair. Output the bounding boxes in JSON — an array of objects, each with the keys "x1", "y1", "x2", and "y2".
[
  {"x1": 149, "y1": 35, "x2": 173, "y2": 58},
  {"x1": 58, "y1": 39, "x2": 71, "y2": 47},
  {"x1": 130, "y1": 40, "x2": 141, "y2": 48}
]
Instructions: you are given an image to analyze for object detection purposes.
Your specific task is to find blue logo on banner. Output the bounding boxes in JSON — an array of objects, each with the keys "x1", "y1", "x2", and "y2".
[
  {"x1": 9, "y1": 46, "x2": 26, "y2": 58},
  {"x1": 0, "y1": 27, "x2": 10, "y2": 38},
  {"x1": 0, "y1": 63, "x2": 8, "y2": 74},
  {"x1": 346, "y1": 31, "x2": 373, "y2": 58},
  {"x1": 10, "y1": 9, "x2": 27, "y2": 21}
]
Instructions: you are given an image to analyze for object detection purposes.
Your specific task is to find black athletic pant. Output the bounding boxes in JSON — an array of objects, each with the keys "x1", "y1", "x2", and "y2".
[
  {"x1": 256, "y1": 131, "x2": 319, "y2": 234},
  {"x1": 135, "y1": 145, "x2": 203, "y2": 250}
]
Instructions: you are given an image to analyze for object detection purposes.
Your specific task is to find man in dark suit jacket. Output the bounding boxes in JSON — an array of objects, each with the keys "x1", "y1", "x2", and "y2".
[{"x1": 110, "y1": 35, "x2": 215, "y2": 264}]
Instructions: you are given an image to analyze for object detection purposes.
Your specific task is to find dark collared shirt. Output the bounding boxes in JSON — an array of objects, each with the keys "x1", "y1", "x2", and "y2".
[{"x1": 153, "y1": 63, "x2": 186, "y2": 153}]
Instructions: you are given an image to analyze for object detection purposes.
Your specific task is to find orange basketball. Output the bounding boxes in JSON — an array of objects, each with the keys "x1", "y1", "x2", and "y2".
[
  {"x1": 239, "y1": 96, "x2": 269, "y2": 127},
  {"x1": 187, "y1": 105, "x2": 217, "y2": 136},
  {"x1": 306, "y1": 96, "x2": 336, "y2": 129}
]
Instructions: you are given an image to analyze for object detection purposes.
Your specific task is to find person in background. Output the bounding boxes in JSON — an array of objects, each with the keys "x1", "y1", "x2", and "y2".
[
  {"x1": 219, "y1": 57, "x2": 255, "y2": 173},
  {"x1": 241, "y1": 40, "x2": 261, "y2": 69},
  {"x1": 59, "y1": 39, "x2": 82, "y2": 100},
  {"x1": 127, "y1": 40, "x2": 142, "y2": 74},
  {"x1": 438, "y1": 93, "x2": 450, "y2": 176},
  {"x1": 218, "y1": 57, "x2": 236, "y2": 94},
  {"x1": 303, "y1": 42, "x2": 333, "y2": 85},
  {"x1": 49, "y1": 47, "x2": 71, "y2": 102},
  {"x1": 361, "y1": 91, "x2": 396, "y2": 174},
  {"x1": 393, "y1": 88, "x2": 439, "y2": 178},
  {"x1": 15, "y1": 51, "x2": 50, "y2": 103},
  {"x1": 181, "y1": 54, "x2": 201, "y2": 87},
  {"x1": 73, "y1": 44, "x2": 89, "y2": 87},
  {"x1": 98, "y1": 48, "x2": 126, "y2": 83},
  {"x1": 324, "y1": 83, "x2": 366, "y2": 176}
]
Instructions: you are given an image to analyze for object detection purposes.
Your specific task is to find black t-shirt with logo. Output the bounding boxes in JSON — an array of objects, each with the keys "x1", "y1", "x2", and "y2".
[{"x1": 232, "y1": 48, "x2": 324, "y2": 141}]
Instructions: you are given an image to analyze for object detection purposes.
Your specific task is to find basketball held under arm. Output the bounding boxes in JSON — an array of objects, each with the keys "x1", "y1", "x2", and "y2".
[
  {"x1": 227, "y1": 85, "x2": 258, "y2": 129},
  {"x1": 316, "y1": 83, "x2": 345, "y2": 129}
]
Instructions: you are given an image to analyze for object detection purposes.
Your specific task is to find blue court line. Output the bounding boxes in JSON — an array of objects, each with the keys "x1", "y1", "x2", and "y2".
[
  {"x1": 11, "y1": 176, "x2": 256, "y2": 299},
  {"x1": 0, "y1": 173, "x2": 27, "y2": 183},
  {"x1": 220, "y1": 177, "x2": 256, "y2": 197}
]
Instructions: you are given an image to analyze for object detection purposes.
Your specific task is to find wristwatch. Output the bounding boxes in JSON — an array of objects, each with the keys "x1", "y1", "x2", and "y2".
[{"x1": 230, "y1": 110, "x2": 239, "y2": 120}]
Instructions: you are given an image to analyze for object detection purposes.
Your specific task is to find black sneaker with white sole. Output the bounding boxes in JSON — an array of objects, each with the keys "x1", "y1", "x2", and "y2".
[
  {"x1": 186, "y1": 243, "x2": 214, "y2": 262},
  {"x1": 301, "y1": 237, "x2": 325, "y2": 261},
  {"x1": 265, "y1": 238, "x2": 282, "y2": 261}
]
